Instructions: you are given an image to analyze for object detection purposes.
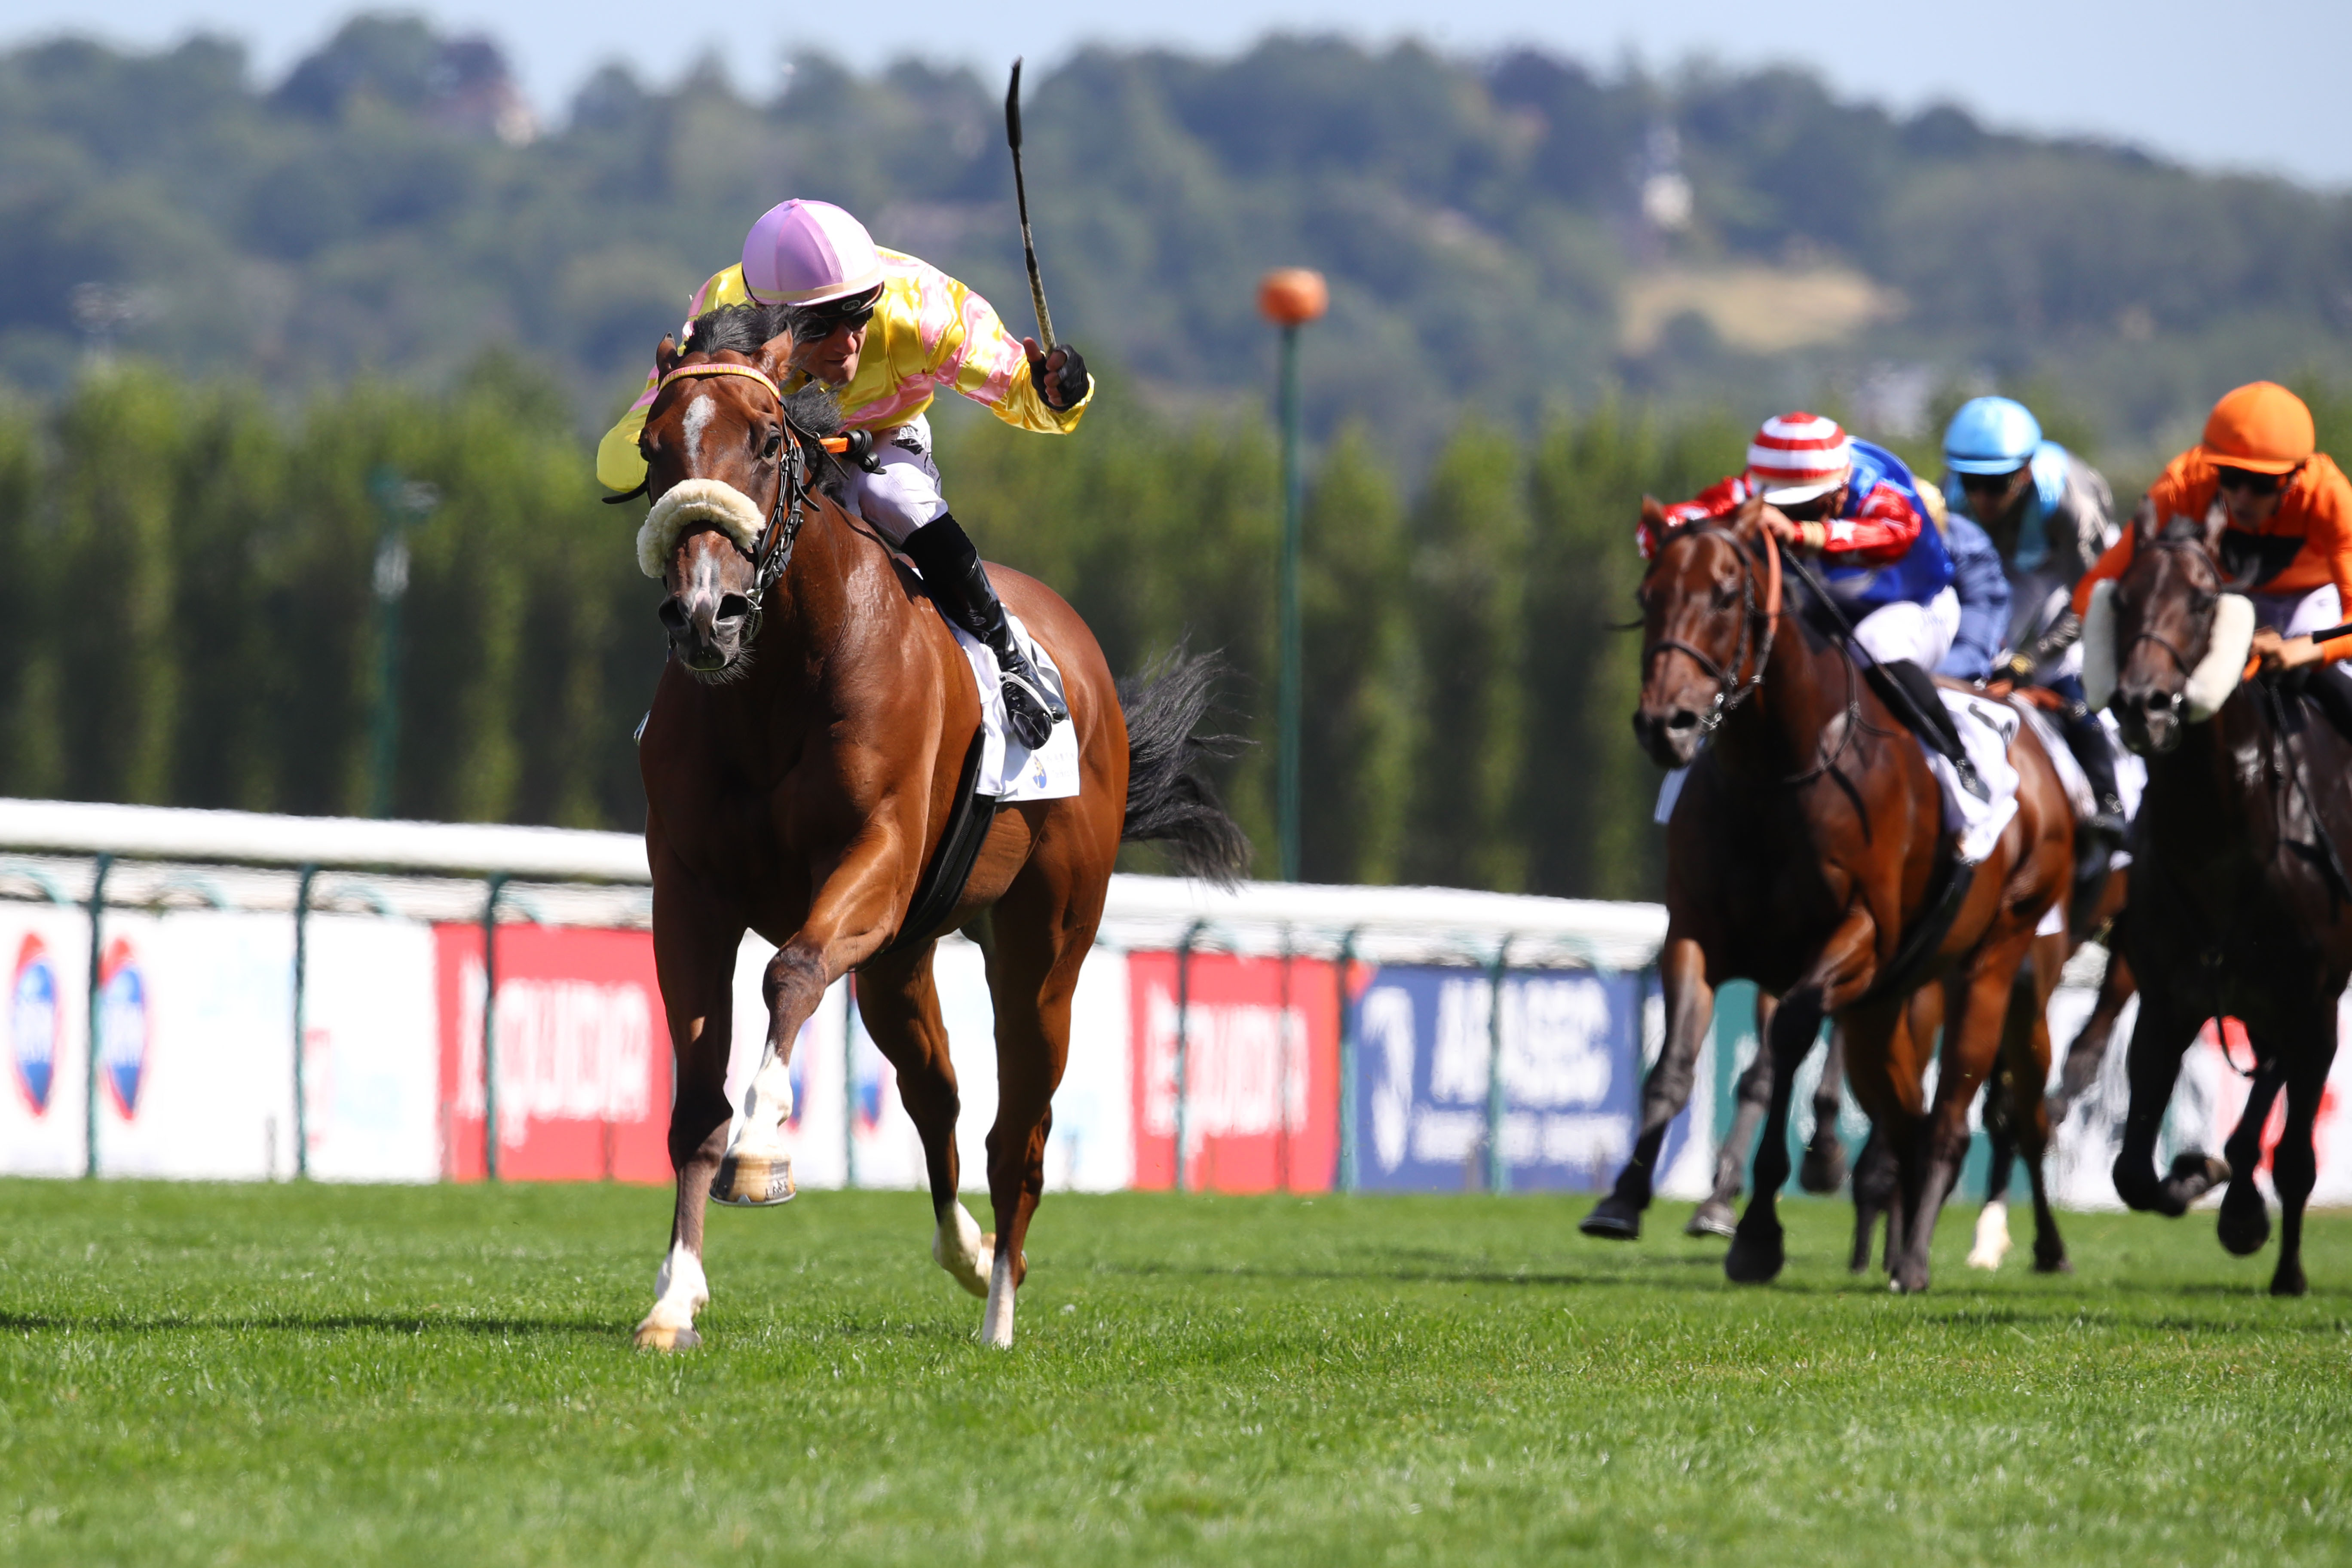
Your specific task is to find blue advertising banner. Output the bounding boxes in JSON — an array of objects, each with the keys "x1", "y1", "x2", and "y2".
[{"x1": 1351, "y1": 964, "x2": 1687, "y2": 1192}]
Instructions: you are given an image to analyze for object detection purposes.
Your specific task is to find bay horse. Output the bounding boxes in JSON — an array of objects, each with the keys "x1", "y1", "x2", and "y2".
[
  {"x1": 2099, "y1": 510, "x2": 2352, "y2": 1295},
  {"x1": 626, "y1": 307, "x2": 1246, "y2": 1349},
  {"x1": 1583, "y1": 496, "x2": 2075, "y2": 1291}
]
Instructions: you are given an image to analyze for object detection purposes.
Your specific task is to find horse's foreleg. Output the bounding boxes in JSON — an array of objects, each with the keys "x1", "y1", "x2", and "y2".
[
  {"x1": 636, "y1": 893, "x2": 741, "y2": 1351},
  {"x1": 2217, "y1": 1060, "x2": 2286, "y2": 1258},
  {"x1": 2005, "y1": 938, "x2": 2069, "y2": 1273},
  {"x1": 855, "y1": 946, "x2": 991, "y2": 1298},
  {"x1": 1846, "y1": 1129, "x2": 1896, "y2": 1274},
  {"x1": 714, "y1": 821, "x2": 911, "y2": 1207},
  {"x1": 1584, "y1": 936, "x2": 1715, "y2": 1240},
  {"x1": 2052, "y1": 944, "x2": 2135, "y2": 1125},
  {"x1": 2268, "y1": 1023, "x2": 2334, "y2": 1298},
  {"x1": 1726, "y1": 916, "x2": 1877, "y2": 1286},
  {"x1": 974, "y1": 864, "x2": 1093, "y2": 1348},
  {"x1": 1689, "y1": 989, "x2": 1780, "y2": 1239},
  {"x1": 2110, "y1": 996, "x2": 2214, "y2": 1215},
  {"x1": 1842, "y1": 1001, "x2": 1928, "y2": 1282},
  {"x1": 1893, "y1": 939, "x2": 2027, "y2": 1294}
]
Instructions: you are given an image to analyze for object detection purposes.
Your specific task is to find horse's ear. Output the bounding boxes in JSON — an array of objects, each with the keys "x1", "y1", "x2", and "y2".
[
  {"x1": 756, "y1": 331, "x2": 796, "y2": 381},
  {"x1": 1639, "y1": 495, "x2": 1669, "y2": 525},
  {"x1": 654, "y1": 334, "x2": 681, "y2": 379}
]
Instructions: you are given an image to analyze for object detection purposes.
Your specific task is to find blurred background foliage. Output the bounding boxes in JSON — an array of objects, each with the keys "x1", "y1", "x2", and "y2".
[{"x1": 8, "y1": 18, "x2": 2352, "y2": 894}]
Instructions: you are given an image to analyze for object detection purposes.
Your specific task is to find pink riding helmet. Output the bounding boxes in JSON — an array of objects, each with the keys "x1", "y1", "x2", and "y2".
[{"x1": 740, "y1": 199, "x2": 885, "y2": 306}]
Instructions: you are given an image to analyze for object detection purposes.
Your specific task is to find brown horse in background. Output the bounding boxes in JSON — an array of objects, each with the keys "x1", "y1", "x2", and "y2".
[
  {"x1": 2101, "y1": 512, "x2": 2352, "y2": 1295},
  {"x1": 1584, "y1": 497, "x2": 2075, "y2": 1291},
  {"x1": 625, "y1": 312, "x2": 1245, "y2": 1349}
]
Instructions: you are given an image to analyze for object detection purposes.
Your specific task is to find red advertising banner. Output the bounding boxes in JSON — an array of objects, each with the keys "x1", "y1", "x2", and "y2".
[
  {"x1": 435, "y1": 925, "x2": 671, "y2": 1183},
  {"x1": 1128, "y1": 950, "x2": 1338, "y2": 1192}
]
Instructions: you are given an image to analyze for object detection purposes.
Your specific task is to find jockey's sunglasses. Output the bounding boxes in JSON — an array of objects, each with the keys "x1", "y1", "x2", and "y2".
[
  {"x1": 787, "y1": 288, "x2": 882, "y2": 342},
  {"x1": 2215, "y1": 466, "x2": 2291, "y2": 497}
]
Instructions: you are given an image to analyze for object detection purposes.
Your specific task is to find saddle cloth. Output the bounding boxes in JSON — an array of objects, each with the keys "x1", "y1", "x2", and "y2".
[
  {"x1": 948, "y1": 611, "x2": 1081, "y2": 802},
  {"x1": 2010, "y1": 701, "x2": 2145, "y2": 844},
  {"x1": 1928, "y1": 688, "x2": 2020, "y2": 866}
]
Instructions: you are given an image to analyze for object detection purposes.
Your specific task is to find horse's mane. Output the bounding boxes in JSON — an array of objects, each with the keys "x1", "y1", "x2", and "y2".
[{"x1": 678, "y1": 303, "x2": 849, "y2": 500}]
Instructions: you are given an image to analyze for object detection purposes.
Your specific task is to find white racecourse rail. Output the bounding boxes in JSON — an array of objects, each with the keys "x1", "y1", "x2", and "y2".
[{"x1": 0, "y1": 796, "x2": 2346, "y2": 1209}]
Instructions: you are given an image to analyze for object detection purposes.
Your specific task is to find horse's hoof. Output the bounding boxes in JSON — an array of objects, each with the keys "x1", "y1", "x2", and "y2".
[
  {"x1": 1579, "y1": 1195, "x2": 1644, "y2": 1240},
  {"x1": 633, "y1": 1322, "x2": 701, "y2": 1352},
  {"x1": 1684, "y1": 1199, "x2": 1738, "y2": 1240},
  {"x1": 1966, "y1": 1202, "x2": 2012, "y2": 1271},
  {"x1": 711, "y1": 1152, "x2": 796, "y2": 1207},
  {"x1": 2156, "y1": 1152, "x2": 2227, "y2": 1216},
  {"x1": 1798, "y1": 1140, "x2": 1848, "y2": 1195},
  {"x1": 2270, "y1": 1262, "x2": 2309, "y2": 1298},
  {"x1": 2217, "y1": 1185, "x2": 2272, "y2": 1257},
  {"x1": 1890, "y1": 1265, "x2": 1931, "y2": 1295},
  {"x1": 1723, "y1": 1226, "x2": 1785, "y2": 1284},
  {"x1": 2033, "y1": 1252, "x2": 2073, "y2": 1275}
]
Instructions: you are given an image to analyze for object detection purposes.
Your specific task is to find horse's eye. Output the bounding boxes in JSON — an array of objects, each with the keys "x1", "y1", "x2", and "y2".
[
  {"x1": 762, "y1": 429, "x2": 782, "y2": 458},
  {"x1": 2188, "y1": 590, "x2": 2217, "y2": 614}
]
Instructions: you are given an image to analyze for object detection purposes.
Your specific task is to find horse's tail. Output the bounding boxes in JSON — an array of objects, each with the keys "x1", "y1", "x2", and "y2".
[{"x1": 1118, "y1": 645, "x2": 1253, "y2": 888}]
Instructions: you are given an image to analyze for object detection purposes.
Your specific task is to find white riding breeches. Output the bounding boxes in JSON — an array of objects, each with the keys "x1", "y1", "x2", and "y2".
[
  {"x1": 1852, "y1": 587, "x2": 1961, "y2": 672},
  {"x1": 841, "y1": 413, "x2": 949, "y2": 545},
  {"x1": 2248, "y1": 582, "x2": 2350, "y2": 671}
]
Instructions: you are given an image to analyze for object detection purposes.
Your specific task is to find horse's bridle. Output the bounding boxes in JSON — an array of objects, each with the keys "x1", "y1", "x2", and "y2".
[
  {"x1": 2120, "y1": 534, "x2": 2225, "y2": 678},
  {"x1": 649, "y1": 360, "x2": 827, "y2": 613},
  {"x1": 1643, "y1": 519, "x2": 1783, "y2": 736}
]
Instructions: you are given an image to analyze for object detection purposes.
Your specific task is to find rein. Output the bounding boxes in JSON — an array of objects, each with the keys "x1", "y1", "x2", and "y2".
[
  {"x1": 650, "y1": 360, "x2": 830, "y2": 612},
  {"x1": 1647, "y1": 521, "x2": 1865, "y2": 786}
]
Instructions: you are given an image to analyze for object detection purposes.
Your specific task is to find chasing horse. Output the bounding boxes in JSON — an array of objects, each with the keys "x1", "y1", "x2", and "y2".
[
  {"x1": 1581, "y1": 413, "x2": 2076, "y2": 1291},
  {"x1": 609, "y1": 200, "x2": 1247, "y2": 1350},
  {"x1": 2086, "y1": 382, "x2": 2352, "y2": 1296}
]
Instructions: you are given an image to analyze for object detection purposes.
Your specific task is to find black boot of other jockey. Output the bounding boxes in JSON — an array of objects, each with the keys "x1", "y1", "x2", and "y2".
[
  {"x1": 901, "y1": 514, "x2": 1064, "y2": 751},
  {"x1": 2062, "y1": 703, "x2": 2128, "y2": 837},
  {"x1": 2303, "y1": 662, "x2": 2352, "y2": 746},
  {"x1": 1876, "y1": 658, "x2": 1988, "y2": 802}
]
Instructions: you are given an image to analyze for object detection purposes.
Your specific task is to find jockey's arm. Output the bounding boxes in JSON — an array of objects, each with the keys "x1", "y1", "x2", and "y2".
[
  {"x1": 928, "y1": 271, "x2": 1093, "y2": 434},
  {"x1": 1939, "y1": 514, "x2": 2010, "y2": 683},
  {"x1": 1763, "y1": 481, "x2": 1922, "y2": 557}
]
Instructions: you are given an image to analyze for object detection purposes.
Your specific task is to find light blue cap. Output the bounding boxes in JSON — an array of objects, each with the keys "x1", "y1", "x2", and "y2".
[{"x1": 1943, "y1": 396, "x2": 2043, "y2": 475}]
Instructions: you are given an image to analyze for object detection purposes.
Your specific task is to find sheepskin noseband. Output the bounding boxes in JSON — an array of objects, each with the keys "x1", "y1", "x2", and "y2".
[
  {"x1": 637, "y1": 478, "x2": 767, "y2": 580},
  {"x1": 2183, "y1": 592, "x2": 2255, "y2": 723},
  {"x1": 2081, "y1": 576, "x2": 2255, "y2": 723}
]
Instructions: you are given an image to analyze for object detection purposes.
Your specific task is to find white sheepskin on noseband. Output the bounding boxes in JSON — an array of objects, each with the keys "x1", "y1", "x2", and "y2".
[
  {"x1": 636, "y1": 478, "x2": 766, "y2": 580},
  {"x1": 2081, "y1": 579, "x2": 2118, "y2": 711},
  {"x1": 2184, "y1": 592, "x2": 2255, "y2": 723}
]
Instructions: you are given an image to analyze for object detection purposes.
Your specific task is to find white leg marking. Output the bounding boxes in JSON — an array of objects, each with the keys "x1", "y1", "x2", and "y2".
[
  {"x1": 1967, "y1": 1199, "x2": 2012, "y2": 1270},
  {"x1": 634, "y1": 1242, "x2": 709, "y2": 1347},
  {"x1": 725, "y1": 1042, "x2": 795, "y2": 1161},
  {"x1": 932, "y1": 1201, "x2": 991, "y2": 1298},
  {"x1": 982, "y1": 1244, "x2": 1016, "y2": 1348}
]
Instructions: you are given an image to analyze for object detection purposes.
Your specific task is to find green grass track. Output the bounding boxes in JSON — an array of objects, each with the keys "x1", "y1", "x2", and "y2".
[{"x1": 2, "y1": 1180, "x2": 2347, "y2": 1565}]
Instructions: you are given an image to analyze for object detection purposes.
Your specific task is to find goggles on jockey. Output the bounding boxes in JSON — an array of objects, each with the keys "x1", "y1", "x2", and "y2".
[
  {"x1": 785, "y1": 286, "x2": 882, "y2": 343},
  {"x1": 1956, "y1": 468, "x2": 2028, "y2": 494},
  {"x1": 2215, "y1": 465, "x2": 2293, "y2": 497}
]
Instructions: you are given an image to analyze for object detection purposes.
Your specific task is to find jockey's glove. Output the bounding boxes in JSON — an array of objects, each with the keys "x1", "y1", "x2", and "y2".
[
  {"x1": 1036, "y1": 344, "x2": 1090, "y2": 410},
  {"x1": 2000, "y1": 650, "x2": 2037, "y2": 681},
  {"x1": 2029, "y1": 610, "x2": 2082, "y2": 664}
]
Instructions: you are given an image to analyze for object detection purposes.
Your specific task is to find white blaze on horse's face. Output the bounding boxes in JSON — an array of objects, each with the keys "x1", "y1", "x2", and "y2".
[{"x1": 681, "y1": 388, "x2": 717, "y2": 470}]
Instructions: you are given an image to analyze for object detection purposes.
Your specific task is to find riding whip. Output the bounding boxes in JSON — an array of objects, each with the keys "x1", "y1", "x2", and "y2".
[{"x1": 1004, "y1": 58, "x2": 1057, "y2": 349}]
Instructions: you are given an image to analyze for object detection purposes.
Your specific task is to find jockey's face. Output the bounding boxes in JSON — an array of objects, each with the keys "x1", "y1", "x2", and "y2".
[
  {"x1": 1957, "y1": 465, "x2": 2033, "y2": 527},
  {"x1": 2216, "y1": 465, "x2": 2294, "y2": 527},
  {"x1": 792, "y1": 321, "x2": 868, "y2": 388},
  {"x1": 1776, "y1": 481, "x2": 1848, "y2": 523}
]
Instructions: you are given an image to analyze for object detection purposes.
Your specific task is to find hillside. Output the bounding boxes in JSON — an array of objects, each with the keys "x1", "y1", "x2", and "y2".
[{"x1": 8, "y1": 18, "x2": 2352, "y2": 462}]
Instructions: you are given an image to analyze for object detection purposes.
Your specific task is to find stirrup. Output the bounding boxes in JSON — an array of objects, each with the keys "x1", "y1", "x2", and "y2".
[{"x1": 999, "y1": 668, "x2": 1059, "y2": 750}]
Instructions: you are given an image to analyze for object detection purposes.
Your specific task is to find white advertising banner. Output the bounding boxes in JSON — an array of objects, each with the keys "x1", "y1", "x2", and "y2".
[
  {"x1": 302, "y1": 916, "x2": 439, "y2": 1182},
  {"x1": 2, "y1": 905, "x2": 95, "y2": 1177}
]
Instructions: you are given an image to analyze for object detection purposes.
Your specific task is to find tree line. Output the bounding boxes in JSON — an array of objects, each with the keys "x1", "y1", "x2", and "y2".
[{"x1": 0, "y1": 359, "x2": 1756, "y2": 900}]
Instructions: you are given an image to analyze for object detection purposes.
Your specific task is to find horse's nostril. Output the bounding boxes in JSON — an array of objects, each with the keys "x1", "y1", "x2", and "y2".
[
  {"x1": 1665, "y1": 709, "x2": 1699, "y2": 733},
  {"x1": 716, "y1": 594, "x2": 753, "y2": 625},
  {"x1": 2147, "y1": 690, "x2": 2176, "y2": 713},
  {"x1": 658, "y1": 600, "x2": 688, "y2": 635}
]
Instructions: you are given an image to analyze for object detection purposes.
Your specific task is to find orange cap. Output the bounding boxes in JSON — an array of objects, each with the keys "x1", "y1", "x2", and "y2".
[{"x1": 2200, "y1": 381, "x2": 2315, "y2": 474}]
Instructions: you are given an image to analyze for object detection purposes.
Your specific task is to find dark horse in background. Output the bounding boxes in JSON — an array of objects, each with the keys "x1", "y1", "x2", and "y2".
[
  {"x1": 1583, "y1": 497, "x2": 2076, "y2": 1291},
  {"x1": 2098, "y1": 511, "x2": 2352, "y2": 1296},
  {"x1": 627, "y1": 308, "x2": 1245, "y2": 1349}
]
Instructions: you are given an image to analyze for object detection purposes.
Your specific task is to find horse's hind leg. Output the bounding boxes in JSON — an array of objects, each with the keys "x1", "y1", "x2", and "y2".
[
  {"x1": 2217, "y1": 1061, "x2": 2285, "y2": 1258},
  {"x1": 1847, "y1": 1129, "x2": 1897, "y2": 1275},
  {"x1": 636, "y1": 891, "x2": 744, "y2": 1351},
  {"x1": 854, "y1": 944, "x2": 992, "y2": 1299},
  {"x1": 2050, "y1": 943, "x2": 2134, "y2": 1125},
  {"x1": 975, "y1": 862, "x2": 1099, "y2": 1349},
  {"x1": 1799, "y1": 1026, "x2": 1850, "y2": 1194},
  {"x1": 2001, "y1": 935, "x2": 2069, "y2": 1273},
  {"x1": 2268, "y1": 1020, "x2": 2335, "y2": 1298}
]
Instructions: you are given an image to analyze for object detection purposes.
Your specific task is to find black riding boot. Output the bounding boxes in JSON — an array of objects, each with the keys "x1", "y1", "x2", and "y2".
[
  {"x1": 2061, "y1": 703, "x2": 2127, "y2": 836},
  {"x1": 2305, "y1": 663, "x2": 2352, "y2": 744},
  {"x1": 901, "y1": 514, "x2": 1065, "y2": 750},
  {"x1": 1874, "y1": 658, "x2": 1987, "y2": 800}
]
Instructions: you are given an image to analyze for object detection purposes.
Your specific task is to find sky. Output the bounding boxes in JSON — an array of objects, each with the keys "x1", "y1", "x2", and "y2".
[{"x1": 6, "y1": 0, "x2": 2349, "y2": 189}]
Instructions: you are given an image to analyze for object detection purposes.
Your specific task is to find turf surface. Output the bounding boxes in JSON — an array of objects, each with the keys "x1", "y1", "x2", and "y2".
[{"x1": 1, "y1": 1180, "x2": 2346, "y2": 1566}]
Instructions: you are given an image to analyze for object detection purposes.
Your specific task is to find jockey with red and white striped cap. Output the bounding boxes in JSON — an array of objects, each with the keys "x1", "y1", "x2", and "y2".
[{"x1": 1644, "y1": 411, "x2": 1978, "y2": 781}]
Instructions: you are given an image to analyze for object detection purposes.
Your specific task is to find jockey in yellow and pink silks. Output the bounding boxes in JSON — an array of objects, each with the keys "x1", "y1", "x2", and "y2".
[{"x1": 599, "y1": 199, "x2": 1092, "y2": 749}]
